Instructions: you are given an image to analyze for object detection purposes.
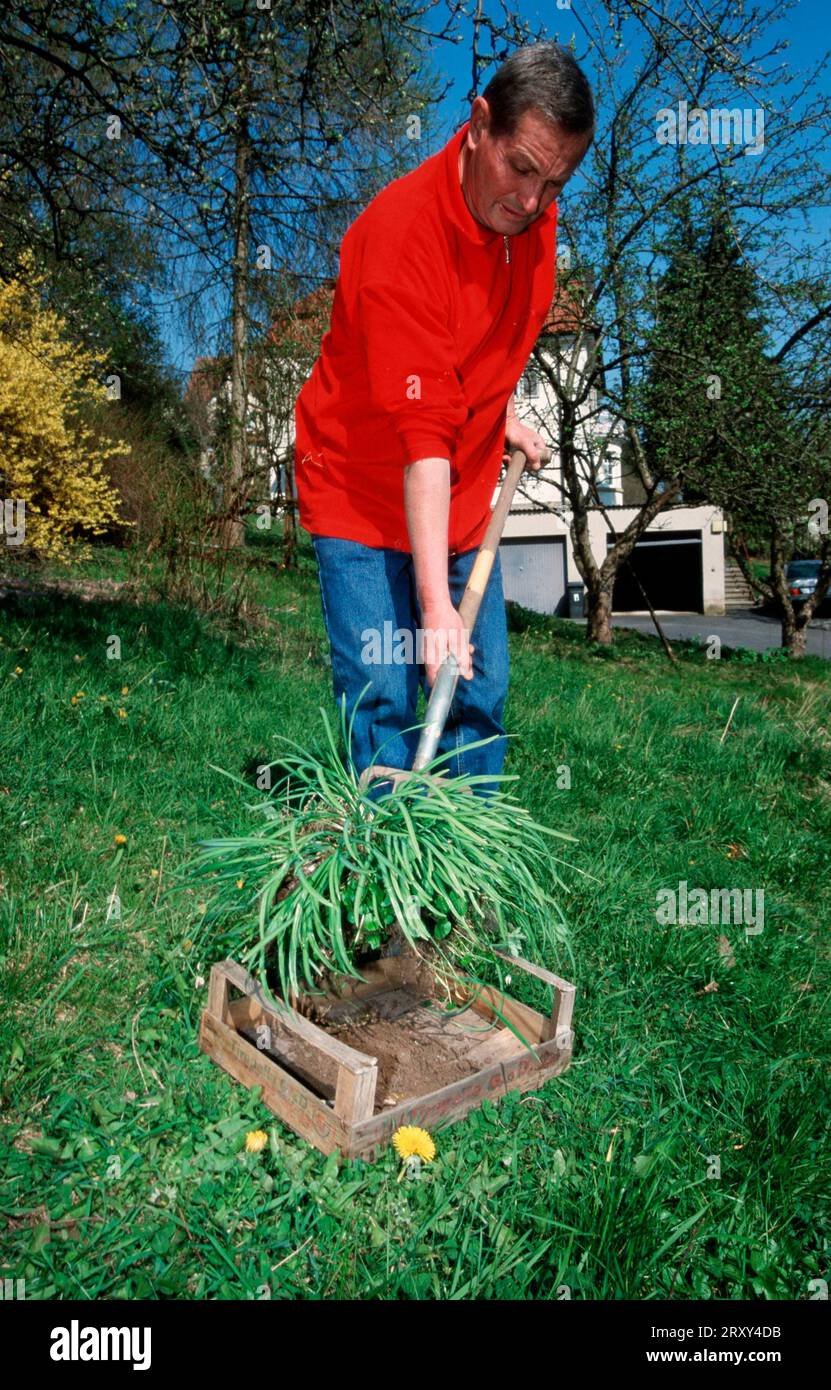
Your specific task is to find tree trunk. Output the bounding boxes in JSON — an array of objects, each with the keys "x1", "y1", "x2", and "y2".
[
  {"x1": 780, "y1": 610, "x2": 807, "y2": 656},
  {"x1": 586, "y1": 583, "x2": 613, "y2": 644},
  {"x1": 769, "y1": 522, "x2": 805, "y2": 657},
  {"x1": 560, "y1": 399, "x2": 612, "y2": 644},
  {"x1": 552, "y1": 360, "x2": 681, "y2": 657},
  {"x1": 282, "y1": 455, "x2": 297, "y2": 569},
  {"x1": 225, "y1": 82, "x2": 251, "y2": 550}
]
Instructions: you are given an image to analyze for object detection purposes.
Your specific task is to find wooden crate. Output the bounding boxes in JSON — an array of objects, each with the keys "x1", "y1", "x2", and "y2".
[{"x1": 198, "y1": 950, "x2": 575, "y2": 1161}]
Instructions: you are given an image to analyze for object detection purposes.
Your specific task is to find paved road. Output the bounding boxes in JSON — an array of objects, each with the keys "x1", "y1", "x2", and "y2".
[{"x1": 592, "y1": 607, "x2": 831, "y2": 659}]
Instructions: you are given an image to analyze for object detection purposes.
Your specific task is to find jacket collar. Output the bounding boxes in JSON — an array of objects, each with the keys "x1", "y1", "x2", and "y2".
[{"x1": 442, "y1": 119, "x2": 558, "y2": 246}]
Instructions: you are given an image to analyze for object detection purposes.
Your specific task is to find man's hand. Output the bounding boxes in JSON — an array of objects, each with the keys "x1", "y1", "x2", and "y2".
[
  {"x1": 404, "y1": 458, "x2": 475, "y2": 685},
  {"x1": 504, "y1": 413, "x2": 548, "y2": 472},
  {"x1": 420, "y1": 597, "x2": 475, "y2": 687}
]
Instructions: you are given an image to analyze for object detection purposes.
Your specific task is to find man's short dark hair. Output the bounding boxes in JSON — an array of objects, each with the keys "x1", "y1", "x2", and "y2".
[{"x1": 481, "y1": 42, "x2": 595, "y2": 144}]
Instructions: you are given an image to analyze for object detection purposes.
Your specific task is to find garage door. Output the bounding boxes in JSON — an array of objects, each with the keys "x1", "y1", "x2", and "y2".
[
  {"x1": 609, "y1": 531, "x2": 703, "y2": 612},
  {"x1": 499, "y1": 537, "x2": 567, "y2": 615}
]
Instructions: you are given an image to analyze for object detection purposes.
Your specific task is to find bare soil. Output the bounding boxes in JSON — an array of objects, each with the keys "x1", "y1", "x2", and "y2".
[
  {"x1": 328, "y1": 998, "x2": 482, "y2": 1105},
  {"x1": 244, "y1": 980, "x2": 489, "y2": 1110}
]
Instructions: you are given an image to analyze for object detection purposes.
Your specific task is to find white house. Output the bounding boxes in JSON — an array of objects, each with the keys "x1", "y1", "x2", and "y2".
[
  {"x1": 187, "y1": 272, "x2": 728, "y2": 615},
  {"x1": 499, "y1": 265, "x2": 727, "y2": 616}
]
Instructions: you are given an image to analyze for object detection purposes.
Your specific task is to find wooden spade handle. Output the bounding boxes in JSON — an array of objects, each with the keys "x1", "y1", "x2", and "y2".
[
  {"x1": 411, "y1": 446, "x2": 550, "y2": 773},
  {"x1": 457, "y1": 446, "x2": 549, "y2": 630}
]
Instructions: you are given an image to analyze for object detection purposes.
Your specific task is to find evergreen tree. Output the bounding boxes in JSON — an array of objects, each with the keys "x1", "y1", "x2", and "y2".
[
  {"x1": 642, "y1": 195, "x2": 792, "y2": 517},
  {"x1": 640, "y1": 198, "x2": 830, "y2": 654}
]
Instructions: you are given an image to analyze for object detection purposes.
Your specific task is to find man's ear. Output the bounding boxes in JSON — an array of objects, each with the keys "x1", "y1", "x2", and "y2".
[{"x1": 468, "y1": 94, "x2": 490, "y2": 145}]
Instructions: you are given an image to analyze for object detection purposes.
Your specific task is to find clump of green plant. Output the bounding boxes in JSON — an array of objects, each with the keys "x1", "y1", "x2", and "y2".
[{"x1": 182, "y1": 701, "x2": 573, "y2": 1007}]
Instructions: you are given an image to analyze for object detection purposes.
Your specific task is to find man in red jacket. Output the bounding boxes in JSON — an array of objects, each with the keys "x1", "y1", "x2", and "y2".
[{"x1": 295, "y1": 42, "x2": 594, "y2": 790}]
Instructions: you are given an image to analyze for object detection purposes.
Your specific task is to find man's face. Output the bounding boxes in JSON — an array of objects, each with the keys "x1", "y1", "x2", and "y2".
[{"x1": 459, "y1": 96, "x2": 590, "y2": 236}]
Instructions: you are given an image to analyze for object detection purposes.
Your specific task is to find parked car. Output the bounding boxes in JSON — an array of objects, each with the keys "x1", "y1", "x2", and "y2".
[{"x1": 785, "y1": 559, "x2": 826, "y2": 610}]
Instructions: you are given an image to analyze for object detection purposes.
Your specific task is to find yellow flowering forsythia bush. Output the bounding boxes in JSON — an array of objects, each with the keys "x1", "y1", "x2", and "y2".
[{"x1": 0, "y1": 249, "x2": 127, "y2": 561}]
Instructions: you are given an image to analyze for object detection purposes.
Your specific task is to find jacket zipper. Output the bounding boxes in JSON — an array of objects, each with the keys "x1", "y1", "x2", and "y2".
[{"x1": 503, "y1": 234, "x2": 511, "y2": 265}]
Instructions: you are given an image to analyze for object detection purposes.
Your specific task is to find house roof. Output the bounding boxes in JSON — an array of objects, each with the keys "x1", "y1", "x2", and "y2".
[
  {"x1": 186, "y1": 266, "x2": 596, "y2": 399},
  {"x1": 267, "y1": 269, "x2": 595, "y2": 354},
  {"x1": 183, "y1": 355, "x2": 230, "y2": 407},
  {"x1": 539, "y1": 271, "x2": 597, "y2": 336},
  {"x1": 266, "y1": 280, "x2": 338, "y2": 356}
]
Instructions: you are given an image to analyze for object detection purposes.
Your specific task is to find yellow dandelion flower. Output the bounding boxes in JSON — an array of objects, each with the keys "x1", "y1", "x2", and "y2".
[
  {"x1": 117, "y1": 708, "x2": 128, "y2": 719},
  {"x1": 99, "y1": 695, "x2": 108, "y2": 702},
  {"x1": 150, "y1": 868, "x2": 159, "y2": 877},
  {"x1": 392, "y1": 1126, "x2": 436, "y2": 1162},
  {"x1": 76, "y1": 691, "x2": 86, "y2": 699},
  {"x1": 13, "y1": 666, "x2": 23, "y2": 675},
  {"x1": 245, "y1": 1130, "x2": 268, "y2": 1154},
  {"x1": 121, "y1": 686, "x2": 129, "y2": 695},
  {"x1": 114, "y1": 833, "x2": 127, "y2": 846},
  {"x1": 236, "y1": 878, "x2": 245, "y2": 889},
  {"x1": 70, "y1": 695, "x2": 78, "y2": 705}
]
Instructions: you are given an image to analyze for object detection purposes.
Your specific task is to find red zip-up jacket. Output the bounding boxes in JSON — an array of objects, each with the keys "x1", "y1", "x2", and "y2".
[{"x1": 294, "y1": 120, "x2": 558, "y2": 554}]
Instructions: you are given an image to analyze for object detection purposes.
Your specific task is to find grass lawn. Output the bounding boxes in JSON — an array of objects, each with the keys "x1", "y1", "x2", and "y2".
[{"x1": 1, "y1": 541, "x2": 829, "y2": 1299}]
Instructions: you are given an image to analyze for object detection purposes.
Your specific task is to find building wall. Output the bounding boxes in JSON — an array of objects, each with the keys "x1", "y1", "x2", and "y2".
[
  {"x1": 191, "y1": 335, "x2": 725, "y2": 615},
  {"x1": 506, "y1": 339, "x2": 725, "y2": 616},
  {"x1": 501, "y1": 503, "x2": 726, "y2": 614},
  {"x1": 513, "y1": 335, "x2": 625, "y2": 507}
]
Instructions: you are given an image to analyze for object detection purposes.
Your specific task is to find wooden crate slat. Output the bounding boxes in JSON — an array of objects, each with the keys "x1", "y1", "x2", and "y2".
[
  {"x1": 493, "y1": 947, "x2": 575, "y2": 995},
  {"x1": 198, "y1": 1010, "x2": 349, "y2": 1155},
  {"x1": 463, "y1": 983, "x2": 552, "y2": 1045},
  {"x1": 212, "y1": 959, "x2": 378, "y2": 1073},
  {"x1": 465, "y1": 1028, "x2": 529, "y2": 1069},
  {"x1": 230, "y1": 1001, "x2": 339, "y2": 1101},
  {"x1": 344, "y1": 1033, "x2": 572, "y2": 1160},
  {"x1": 490, "y1": 949, "x2": 577, "y2": 1041},
  {"x1": 334, "y1": 1063, "x2": 378, "y2": 1126}
]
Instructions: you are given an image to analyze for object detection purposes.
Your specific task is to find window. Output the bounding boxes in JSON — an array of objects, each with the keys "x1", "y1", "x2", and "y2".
[{"x1": 520, "y1": 366, "x2": 540, "y2": 399}]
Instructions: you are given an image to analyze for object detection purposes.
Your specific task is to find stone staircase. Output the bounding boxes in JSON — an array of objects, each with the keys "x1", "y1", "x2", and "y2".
[{"x1": 724, "y1": 560, "x2": 756, "y2": 608}]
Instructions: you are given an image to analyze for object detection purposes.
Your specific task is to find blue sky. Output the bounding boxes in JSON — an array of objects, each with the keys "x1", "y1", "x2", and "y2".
[
  {"x1": 159, "y1": 0, "x2": 830, "y2": 385},
  {"x1": 435, "y1": 0, "x2": 830, "y2": 144}
]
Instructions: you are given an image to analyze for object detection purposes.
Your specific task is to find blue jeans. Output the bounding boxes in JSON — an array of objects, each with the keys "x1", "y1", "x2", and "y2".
[{"x1": 312, "y1": 536, "x2": 509, "y2": 791}]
